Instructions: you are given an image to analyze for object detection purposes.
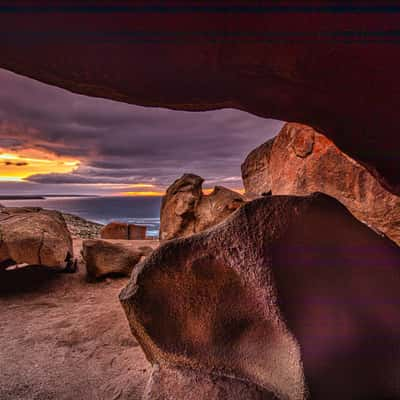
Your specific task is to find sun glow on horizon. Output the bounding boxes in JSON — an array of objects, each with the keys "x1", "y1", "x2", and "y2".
[
  {"x1": 0, "y1": 176, "x2": 23, "y2": 182},
  {"x1": 120, "y1": 187, "x2": 245, "y2": 197},
  {"x1": 128, "y1": 183, "x2": 155, "y2": 188},
  {"x1": 121, "y1": 191, "x2": 165, "y2": 197},
  {"x1": 0, "y1": 149, "x2": 80, "y2": 182},
  {"x1": 202, "y1": 187, "x2": 245, "y2": 195}
]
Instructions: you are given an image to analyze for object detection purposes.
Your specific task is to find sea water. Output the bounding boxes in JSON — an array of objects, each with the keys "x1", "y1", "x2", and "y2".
[{"x1": 0, "y1": 196, "x2": 162, "y2": 237}]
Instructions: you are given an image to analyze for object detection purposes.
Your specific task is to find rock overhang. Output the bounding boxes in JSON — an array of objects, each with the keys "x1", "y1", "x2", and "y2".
[{"x1": 0, "y1": 2, "x2": 399, "y2": 194}]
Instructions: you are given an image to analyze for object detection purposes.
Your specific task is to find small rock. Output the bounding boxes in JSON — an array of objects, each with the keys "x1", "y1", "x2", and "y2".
[
  {"x1": 82, "y1": 239, "x2": 158, "y2": 280},
  {"x1": 100, "y1": 222, "x2": 147, "y2": 240}
]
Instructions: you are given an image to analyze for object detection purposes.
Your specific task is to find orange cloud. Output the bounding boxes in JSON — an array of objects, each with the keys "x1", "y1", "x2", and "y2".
[{"x1": 0, "y1": 148, "x2": 80, "y2": 182}]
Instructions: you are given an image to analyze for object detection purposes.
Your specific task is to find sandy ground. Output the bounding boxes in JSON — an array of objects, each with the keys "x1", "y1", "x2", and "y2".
[{"x1": 0, "y1": 240, "x2": 151, "y2": 400}]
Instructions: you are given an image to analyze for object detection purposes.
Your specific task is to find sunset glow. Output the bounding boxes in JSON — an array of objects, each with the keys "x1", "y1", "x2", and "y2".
[
  {"x1": 0, "y1": 68, "x2": 280, "y2": 196},
  {"x1": 121, "y1": 191, "x2": 165, "y2": 197},
  {"x1": 128, "y1": 183, "x2": 155, "y2": 188},
  {"x1": 120, "y1": 187, "x2": 245, "y2": 197},
  {"x1": 202, "y1": 188, "x2": 245, "y2": 195},
  {"x1": 0, "y1": 149, "x2": 80, "y2": 182}
]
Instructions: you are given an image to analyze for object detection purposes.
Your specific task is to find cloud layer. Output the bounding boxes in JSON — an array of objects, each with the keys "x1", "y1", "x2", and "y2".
[{"x1": 0, "y1": 68, "x2": 283, "y2": 195}]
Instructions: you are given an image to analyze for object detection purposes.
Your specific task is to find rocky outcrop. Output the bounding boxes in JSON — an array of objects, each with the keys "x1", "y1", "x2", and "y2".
[
  {"x1": 159, "y1": 174, "x2": 245, "y2": 240},
  {"x1": 121, "y1": 193, "x2": 400, "y2": 400},
  {"x1": 0, "y1": 207, "x2": 73, "y2": 268},
  {"x1": 82, "y1": 239, "x2": 158, "y2": 280},
  {"x1": 100, "y1": 222, "x2": 147, "y2": 240},
  {"x1": 62, "y1": 212, "x2": 103, "y2": 239},
  {"x1": 159, "y1": 174, "x2": 204, "y2": 240},
  {"x1": 242, "y1": 123, "x2": 400, "y2": 246}
]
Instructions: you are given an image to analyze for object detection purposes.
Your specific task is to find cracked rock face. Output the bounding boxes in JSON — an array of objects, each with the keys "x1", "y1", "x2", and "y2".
[
  {"x1": 121, "y1": 193, "x2": 400, "y2": 400},
  {"x1": 159, "y1": 174, "x2": 245, "y2": 240},
  {"x1": 241, "y1": 122, "x2": 400, "y2": 246},
  {"x1": 0, "y1": 207, "x2": 73, "y2": 269}
]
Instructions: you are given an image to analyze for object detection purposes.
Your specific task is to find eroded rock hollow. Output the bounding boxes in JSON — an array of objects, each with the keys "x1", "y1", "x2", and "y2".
[{"x1": 121, "y1": 193, "x2": 400, "y2": 400}]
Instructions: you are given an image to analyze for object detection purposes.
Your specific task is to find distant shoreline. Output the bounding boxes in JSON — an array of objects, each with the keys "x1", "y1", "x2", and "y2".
[
  {"x1": 0, "y1": 195, "x2": 99, "y2": 200},
  {"x1": 0, "y1": 196, "x2": 161, "y2": 237}
]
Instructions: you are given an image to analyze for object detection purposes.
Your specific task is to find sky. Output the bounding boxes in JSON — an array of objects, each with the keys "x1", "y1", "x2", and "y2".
[{"x1": 0, "y1": 68, "x2": 284, "y2": 196}]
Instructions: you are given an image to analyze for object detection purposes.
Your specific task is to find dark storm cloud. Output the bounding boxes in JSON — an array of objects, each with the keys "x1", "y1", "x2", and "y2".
[
  {"x1": 4, "y1": 161, "x2": 28, "y2": 166},
  {"x1": 26, "y1": 172, "x2": 153, "y2": 185},
  {"x1": 0, "y1": 68, "x2": 284, "y2": 193}
]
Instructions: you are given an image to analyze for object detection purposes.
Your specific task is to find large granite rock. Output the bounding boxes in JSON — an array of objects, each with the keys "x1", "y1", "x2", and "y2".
[
  {"x1": 242, "y1": 123, "x2": 400, "y2": 246},
  {"x1": 82, "y1": 239, "x2": 158, "y2": 280},
  {"x1": 159, "y1": 174, "x2": 245, "y2": 240},
  {"x1": 0, "y1": 207, "x2": 73, "y2": 268},
  {"x1": 100, "y1": 222, "x2": 147, "y2": 240},
  {"x1": 121, "y1": 193, "x2": 400, "y2": 400}
]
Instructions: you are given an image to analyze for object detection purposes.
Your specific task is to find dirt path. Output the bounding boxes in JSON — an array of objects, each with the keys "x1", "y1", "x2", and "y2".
[{"x1": 0, "y1": 241, "x2": 150, "y2": 400}]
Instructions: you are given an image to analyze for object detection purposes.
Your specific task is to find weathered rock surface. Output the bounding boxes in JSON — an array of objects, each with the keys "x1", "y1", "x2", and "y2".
[
  {"x1": 195, "y1": 186, "x2": 246, "y2": 233},
  {"x1": 159, "y1": 174, "x2": 245, "y2": 240},
  {"x1": 241, "y1": 139, "x2": 275, "y2": 199},
  {"x1": 144, "y1": 365, "x2": 277, "y2": 400},
  {"x1": 0, "y1": 207, "x2": 73, "y2": 268},
  {"x1": 159, "y1": 174, "x2": 204, "y2": 240},
  {"x1": 242, "y1": 123, "x2": 400, "y2": 246},
  {"x1": 121, "y1": 193, "x2": 400, "y2": 400},
  {"x1": 83, "y1": 239, "x2": 158, "y2": 280},
  {"x1": 128, "y1": 225, "x2": 147, "y2": 240},
  {"x1": 101, "y1": 222, "x2": 147, "y2": 240}
]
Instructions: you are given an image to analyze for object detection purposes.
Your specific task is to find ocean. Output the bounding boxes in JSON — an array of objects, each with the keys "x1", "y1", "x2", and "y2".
[{"x1": 0, "y1": 196, "x2": 163, "y2": 237}]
